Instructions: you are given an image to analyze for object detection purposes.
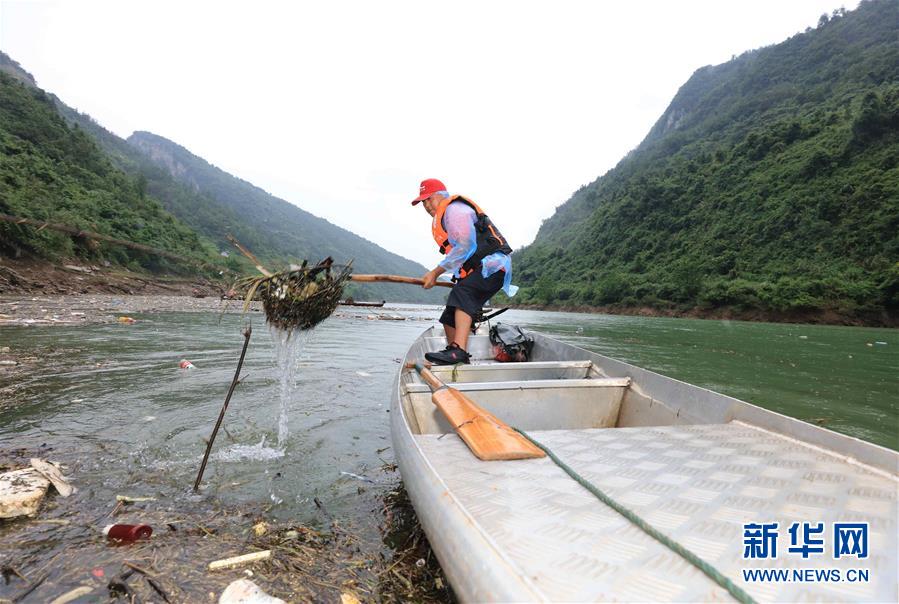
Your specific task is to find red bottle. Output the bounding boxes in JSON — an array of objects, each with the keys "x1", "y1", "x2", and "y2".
[{"x1": 103, "y1": 524, "x2": 153, "y2": 541}]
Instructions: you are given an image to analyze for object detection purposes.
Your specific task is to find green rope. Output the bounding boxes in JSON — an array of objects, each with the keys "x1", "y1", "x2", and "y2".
[{"x1": 514, "y1": 428, "x2": 757, "y2": 604}]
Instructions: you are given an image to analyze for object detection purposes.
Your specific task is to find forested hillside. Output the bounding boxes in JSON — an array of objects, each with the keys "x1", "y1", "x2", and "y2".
[
  {"x1": 0, "y1": 52, "x2": 441, "y2": 302},
  {"x1": 513, "y1": 0, "x2": 898, "y2": 323},
  {"x1": 0, "y1": 59, "x2": 215, "y2": 272}
]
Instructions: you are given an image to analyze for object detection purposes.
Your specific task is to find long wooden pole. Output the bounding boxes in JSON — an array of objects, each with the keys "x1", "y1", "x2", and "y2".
[
  {"x1": 194, "y1": 325, "x2": 253, "y2": 491},
  {"x1": 225, "y1": 234, "x2": 454, "y2": 289},
  {"x1": 350, "y1": 274, "x2": 454, "y2": 288}
]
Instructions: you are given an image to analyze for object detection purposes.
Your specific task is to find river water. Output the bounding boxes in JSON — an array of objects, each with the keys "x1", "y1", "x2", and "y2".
[
  {"x1": 0, "y1": 304, "x2": 896, "y2": 598},
  {"x1": 2, "y1": 305, "x2": 896, "y2": 515}
]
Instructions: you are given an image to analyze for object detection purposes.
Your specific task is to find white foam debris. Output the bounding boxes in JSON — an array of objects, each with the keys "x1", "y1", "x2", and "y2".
[
  {"x1": 0, "y1": 468, "x2": 51, "y2": 518},
  {"x1": 218, "y1": 578, "x2": 285, "y2": 604}
]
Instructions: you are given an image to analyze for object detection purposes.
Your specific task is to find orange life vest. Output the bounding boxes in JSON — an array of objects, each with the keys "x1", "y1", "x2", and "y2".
[{"x1": 431, "y1": 195, "x2": 512, "y2": 279}]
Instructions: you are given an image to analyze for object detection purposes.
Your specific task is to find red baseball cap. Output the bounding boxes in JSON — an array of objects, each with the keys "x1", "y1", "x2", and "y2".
[{"x1": 412, "y1": 178, "x2": 446, "y2": 205}]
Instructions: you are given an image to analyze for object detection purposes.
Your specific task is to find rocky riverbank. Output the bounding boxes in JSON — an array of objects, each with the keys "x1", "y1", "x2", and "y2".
[
  {"x1": 0, "y1": 294, "x2": 255, "y2": 327},
  {"x1": 0, "y1": 256, "x2": 226, "y2": 298}
]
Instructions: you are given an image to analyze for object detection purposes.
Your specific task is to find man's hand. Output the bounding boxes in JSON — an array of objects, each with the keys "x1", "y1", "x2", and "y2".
[{"x1": 421, "y1": 267, "x2": 445, "y2": 289}]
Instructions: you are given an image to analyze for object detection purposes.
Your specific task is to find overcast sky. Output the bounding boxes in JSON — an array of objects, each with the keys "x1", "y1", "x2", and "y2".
[{"x1": 1, "y1": 0, "x2": 857, "y2": 269}]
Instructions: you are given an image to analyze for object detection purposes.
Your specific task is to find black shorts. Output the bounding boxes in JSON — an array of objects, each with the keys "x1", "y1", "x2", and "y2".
[{"x1": 439, "y1": 269, "x2": 505, "y2": 327}]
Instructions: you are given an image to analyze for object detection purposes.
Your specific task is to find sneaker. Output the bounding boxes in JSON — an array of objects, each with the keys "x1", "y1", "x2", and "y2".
[{"x1": 424, "y1": 343, "x2": 471, "y2": 366}]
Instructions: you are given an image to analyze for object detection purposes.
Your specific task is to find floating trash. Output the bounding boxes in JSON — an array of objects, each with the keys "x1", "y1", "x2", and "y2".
[
  {"x1": 30, "y1": 458, "x2": 75, "y2": 497},
  {"x1": 236, "y1": 258, "x2": 352, "y2": 332},
  {"x1": 218, "y1": 578, "x2": 284, "y2": 604},
  {"x1": 103, "y1": 523, "x2": 153, "y2": 542},
  {"x1": 0, "y1": 467, "x2": 49, "y2": 518},
  {"x1": 253, "y1": 522, "x2": 269, "y2": 537},
  {"x1": 179, "y1": 360, "x2": 195, "y2": 369},
  {"x1": 340, "y1": 471, "x2": 375, "y2": 484},
  {"x1": 115, "y1": 495, "x2": 157, "y2": 504}
]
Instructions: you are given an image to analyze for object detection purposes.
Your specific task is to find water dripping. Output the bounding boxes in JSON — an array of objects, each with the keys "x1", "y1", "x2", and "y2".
[{"x1": 270, "y1": 326, "x2": 313, "y2": 448}]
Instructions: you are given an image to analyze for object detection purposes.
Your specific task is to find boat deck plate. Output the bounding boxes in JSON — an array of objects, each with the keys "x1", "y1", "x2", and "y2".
[{"x1": 415, "y1": 422, "x2": 897, "y2": 602}]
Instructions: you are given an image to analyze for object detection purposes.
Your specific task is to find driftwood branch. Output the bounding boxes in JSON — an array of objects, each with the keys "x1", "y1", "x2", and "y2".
[
  {"x1": 0, "y1": 212, "x2": 187, "y2": 262},
  {"x1": 193, "y1": 325, "x2": 253, "y2": 491},
  {"x1": 227, "y1": 234, "x2": 272, "y2": 276}
]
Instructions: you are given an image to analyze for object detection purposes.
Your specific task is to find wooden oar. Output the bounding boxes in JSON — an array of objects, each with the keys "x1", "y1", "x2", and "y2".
[
  {"x1": 407, "y1": 362, "x2": 545, "y2": 461},
  {"x1": 351, "y1": 274, "x2": 454, "y2": 288}
]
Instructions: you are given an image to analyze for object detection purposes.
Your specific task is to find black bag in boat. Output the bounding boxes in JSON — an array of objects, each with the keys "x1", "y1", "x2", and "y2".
[{"x1": 489, "y1": 323, "x2": 534, "y2": 363}]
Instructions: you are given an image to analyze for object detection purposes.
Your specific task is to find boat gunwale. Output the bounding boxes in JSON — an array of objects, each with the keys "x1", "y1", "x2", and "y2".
[
  {"x1": 403, "y1": 376, "x2": 631, "y2": 393},
  {"x1": 390, "y1": 351, "x2": 547, "y2": 602}
]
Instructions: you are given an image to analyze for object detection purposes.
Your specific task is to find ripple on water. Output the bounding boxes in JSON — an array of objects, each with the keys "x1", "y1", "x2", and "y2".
[{"x1": 213, "y1": 437, "x2": 285, "y2": 462}]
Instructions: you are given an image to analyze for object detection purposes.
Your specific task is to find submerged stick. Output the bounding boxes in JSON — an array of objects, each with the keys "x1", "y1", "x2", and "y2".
[
  {"x1": 194, "y1": 325, "x2": 253, "y2": 491},
  {"x1": 48, "y1": 586, "x2": 94, "y2": 604},
  {"x1": 115, "y1": 495, "x2": 156, "y2": 503},
  {"x1": 10, "y1": 572, "x2": 48, "y2": 603}
]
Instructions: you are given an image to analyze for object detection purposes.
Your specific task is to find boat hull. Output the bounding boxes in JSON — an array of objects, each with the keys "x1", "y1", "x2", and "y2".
[{"x1": 391, "y1": 326, "x2": 898, "y2": 603}]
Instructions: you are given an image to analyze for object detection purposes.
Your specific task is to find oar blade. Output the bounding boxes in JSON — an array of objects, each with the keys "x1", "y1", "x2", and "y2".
[{"x1": 432, "y1": 387, "x2": 545, "y2": 461}]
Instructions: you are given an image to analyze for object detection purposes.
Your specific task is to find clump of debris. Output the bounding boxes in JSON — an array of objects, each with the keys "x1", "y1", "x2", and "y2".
[{"x1": 0, "y1": 451, "x2": 453, "y2": 603}]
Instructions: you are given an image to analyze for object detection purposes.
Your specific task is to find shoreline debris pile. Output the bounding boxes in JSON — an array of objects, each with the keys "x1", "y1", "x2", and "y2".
[{"x1": 1, "y1": 478, "x2": 453, "y2": 603}]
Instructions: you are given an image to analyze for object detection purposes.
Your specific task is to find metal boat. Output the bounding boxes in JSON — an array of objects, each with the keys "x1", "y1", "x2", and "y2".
[{"x1": 391, "y1": 325, "x2": 898, "y2": 602}]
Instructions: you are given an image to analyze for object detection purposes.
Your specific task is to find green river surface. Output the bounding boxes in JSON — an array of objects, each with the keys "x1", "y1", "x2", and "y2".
[
  {"x1": 0, "y1": 304, "x2": 895, "y2": 599},
  {"x1": 2, "y1": 305, "x2": 896, "y2": 516}
]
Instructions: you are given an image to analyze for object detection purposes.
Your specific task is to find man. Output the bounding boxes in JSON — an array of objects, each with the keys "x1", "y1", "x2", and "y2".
[{"x1": 412, "y1": 178, "x2": 517, "y2": 365}]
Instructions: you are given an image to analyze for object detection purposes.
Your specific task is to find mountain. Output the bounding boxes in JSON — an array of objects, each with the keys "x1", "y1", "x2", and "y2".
[
  {"x1": 0, "y1": 55, "x2": 214, "y2": 272},
  {"x1": 125, "y1": 131, "x2": 442, "y2": 303},
  {"x1": 0, "y1": 51, "x2": 441, "y2": 303},
  {"x1": 512, "y1": 0, "x2": 898, "y2": 323}
]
